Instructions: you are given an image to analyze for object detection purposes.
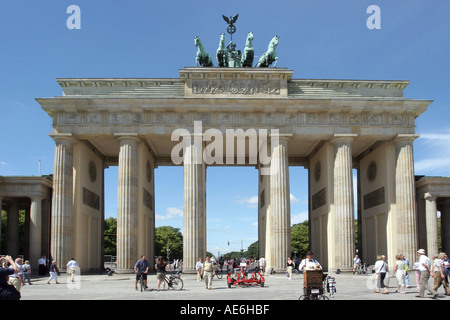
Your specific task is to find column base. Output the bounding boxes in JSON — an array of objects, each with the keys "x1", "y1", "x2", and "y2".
[
  {"x1": 114, "y1": 268, "x2": 134, "y2": 274},
  {"x1": 182, "y1": 268, "x2": 197, "y2": 274}
]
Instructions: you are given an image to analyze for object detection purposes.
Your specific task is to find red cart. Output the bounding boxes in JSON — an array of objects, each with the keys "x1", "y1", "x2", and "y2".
[{"x1": 227, "y1": 263, "x2": 265, "y2": 288}]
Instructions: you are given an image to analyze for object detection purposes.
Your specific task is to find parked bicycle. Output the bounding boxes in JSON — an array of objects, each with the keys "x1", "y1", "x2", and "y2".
[
  {"x1": 355, "y1": 263, "x2": 369, "y2": 275},
  {"x1": 165, "y1": 271, "x2": 184, "y2": 290}
]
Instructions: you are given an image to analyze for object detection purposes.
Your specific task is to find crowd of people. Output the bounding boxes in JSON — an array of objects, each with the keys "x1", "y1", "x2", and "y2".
[{"x1": 353, "y1": 249, "x2": 449, "y2": 297}]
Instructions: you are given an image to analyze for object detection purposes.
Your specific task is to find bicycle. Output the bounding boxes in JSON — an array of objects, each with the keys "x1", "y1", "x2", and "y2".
[
  {"x1": 137, "y1": 272, "x2": 146, "y2": 292},
  {"x1": 214, "y1": 265, "x2": 223, "y2": 279},
  {"x1": 355, "y1": 263, "x2": 368, "y2": 275},
  {"x1": 165, "y1": 271, "x2": 184, "y2": 290}
]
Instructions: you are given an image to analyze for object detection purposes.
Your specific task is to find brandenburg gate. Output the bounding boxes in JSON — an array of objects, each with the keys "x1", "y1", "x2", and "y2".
[{"x1": 36, "y1": 65, "x2": 432, "y2": 273}]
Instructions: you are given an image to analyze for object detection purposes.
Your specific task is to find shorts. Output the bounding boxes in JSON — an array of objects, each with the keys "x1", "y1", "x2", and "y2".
[
  {"x1": 157, "y1": 272, "x2": 165, "y2": 281},
  {"x1": 136, "y1": 273, "x2": 147, "y2": 281}
]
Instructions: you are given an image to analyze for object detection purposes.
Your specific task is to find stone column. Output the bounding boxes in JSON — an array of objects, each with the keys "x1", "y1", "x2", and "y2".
[
  {"x1": 267, "y1": 135, "x2": 290, "y2": 272},
  {"x1": 50, "y1": 134, "x2": 75, "y2": 270},
  {"x1": 115, "y1": 134, "x2": 139, "y2": 273},
  {"x1": 424, "y1": 193, "x2": 439, "y2": 256},
  {"x1": 394, "y1": 134, "x2": 419, "y2": 262},
  {"x1": 30, "y1": 197, "x2": 44, "y2": 272},
  {"x1": 332, "y1": 134, "x2": 356, "y2": 271},
  {"x1": 440, "y1": 199, "x2": 450, "y2": 253},
  {"x1": 0, "y1": 198, "x2": 2, "y2": 253},
  {"x1": 7, "y1": 202, "x2": 19, "y2": 257},
  {"x1": 183, "y1": 134, "x2": 206, "y2": 273}
]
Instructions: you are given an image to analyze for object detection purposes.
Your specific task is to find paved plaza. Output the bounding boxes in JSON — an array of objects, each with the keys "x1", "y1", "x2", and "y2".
[{"x1": 19, "y1": 270, "x2": 449, "y2": 301}]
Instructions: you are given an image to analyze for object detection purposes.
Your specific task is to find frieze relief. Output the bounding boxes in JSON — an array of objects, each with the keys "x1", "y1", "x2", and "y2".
[{"x1": 57, "y1": 110, "x2": 414, "y2": 128}]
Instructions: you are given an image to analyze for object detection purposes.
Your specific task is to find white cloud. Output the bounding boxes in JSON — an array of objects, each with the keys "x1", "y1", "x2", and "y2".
[
  {"x1": 290, "y1": 193, "x2": 299, "y2": 204},
  {"x1": 233, "y1": 195, "x2": 258, "y2": 208},
  {"x1": 155, "y1": 207, "x2": 183, "y2": 220},
  {"x1": 291, "y1": 211, "x2": 308, "y2": 225},
  {"x1": 0, "y1": 161, "x2": 7, "y2": 166},
  {"x1": 415, "y1": 131, "x2": 450, "y2": 175}
]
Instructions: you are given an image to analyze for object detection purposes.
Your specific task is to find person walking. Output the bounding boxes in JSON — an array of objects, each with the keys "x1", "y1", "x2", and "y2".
[
  {"x1": 431, "y1": 253, "x2": 448, "y2": 296},
  {"x1": 401, "y1": 254, "x2": 411, "y2": 288},
  {"x1": 374, "y1": 255, "x2": 388, "y2": 294},
  {"x1": 201, "y1": 256, "x2": 215, "y2": 290},
  {"x1": 392, "y1": 254, "x2": 406, "y2": 294},
  {"x1": 415, "y1": 249, "x2": 437, "y2": 298},
  {"x1": 286, "y1": 257, "x2": 294, "y2": 279},
  {"x1": 413, "y1": 259, "x2": 421, "y2": 289},
  {"x1": 195, "y1": 258, "x2": 203, "y2": 281},
  {"x1": 66, "y1": 258, "x2": 79, "y2": 283},
  {"x1": 22, "y1": 260, "x2": 31, "y2": 285},
  {"x1": 47, "y1": 261, "x2": 60, "y2": 284},
  {"x1": 155, "y1": 256, "x2": 168, "y2": 291}
]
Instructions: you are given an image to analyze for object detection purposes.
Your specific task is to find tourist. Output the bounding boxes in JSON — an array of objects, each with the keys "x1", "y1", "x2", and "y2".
[
  {"x1": 196, "y1": 258, "x2": 203, "y2": 281},
  {"x1": 8, "y1": 258, "x2": 23, "y2": 292},
  {"x1": 374, "y1": 255, "x2": 388, "y2": 294},
  {"x1": 392, "y1": 254, "x2": 406, "y2": 294},
  {"x1": 413, "y1": 259, "x2": 421, "y2": 289},
  {"x1": 431, "y1": 253, "x2": 448, "y2": 296},
  {"x1": 401, "y1": 254, "x2": 411, "y2": 288},
  {"x1": 258, "y1": 255, "x2": 266, "y2": 274},
  {"x1": 134, "y1": 255, "x2": 150, "y2": 291},
  {"x1": 47, "y1": 260, "x2": 60, "y2": 284},
  {"x1": 443, "y1": 254, "x2": 450, "y2": 283},
  {"x1": 155, "y1": 256, "x2": 168, "y2": 291},
  {"x1": 299, "y1": 251, "x2": 322, "y2": 271},
  {"x1": 22, "y1": 260, "x2": 31, "y2": 285},
  {"x1": 286, "y1": 257, "x2": 294, "y2": 279},
  {"x1": 0, "y1": 256, "x2": 20, "y2": 300},
  {"x1": 66, "y1": 258, "x2": 79, "y2": 283},
  {"x1": 201, "y1": 256, "x2": 215, "y2": 290},
  {"x1": 415, "y1": 249, "x2": 437, "y2": 298},
  {"x1": 353, "y1": 254, "x2": 361, "y2": 274},
  {"x1": 38, "y1": 255, "x2": 47, "y2": 276}
]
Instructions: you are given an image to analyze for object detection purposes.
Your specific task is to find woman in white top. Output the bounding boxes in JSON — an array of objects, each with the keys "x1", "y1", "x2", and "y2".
[
  {"x1": 374, "y1": 255, "x2": 388, "y2": 294},
  {"x1": 392, "y1": 254, "x2": 406, "y2": 293}
]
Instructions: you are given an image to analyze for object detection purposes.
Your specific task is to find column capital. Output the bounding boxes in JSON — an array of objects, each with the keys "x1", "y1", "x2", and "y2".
[
  {"x1": 50, "y1": 133, "x2": 77, "y2": 144},
  {"x1": 424, "y1": 192, "x2": 437, "y2": 202},
  {"x1": 392, "y1": 134, "x2": 420, "y2": 144},
  {"x1": 114, "y1": 133, "x2": 141, "y2": 143},
  {"x1": 331, "y1": 133, "x2": 357, "y2": 144}
]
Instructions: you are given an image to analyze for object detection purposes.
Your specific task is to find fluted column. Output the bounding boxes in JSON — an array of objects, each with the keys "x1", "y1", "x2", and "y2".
[
  {"x1": 7, "y1": 202, "x2": 19, "y2": 257},
  {"x1": 30, "y1": 197, "x2": 44, "y2": 272},
  {"x1": 424, "y1": 193, "x2": 439, "y2": 256},
  {"x1": 50, "y1": 134, "x2": 75, "y2": 270},
  {"x1": 183, "y1": 134, "x2": 206, "y2": 273},
  {"x1": 394, "y1": 134, "x2": 419, "y2": 262},
  {"x1": 332, "y1": 134, "x2": 356, "y2": 271},
  {"x1": 116, "y1": 134, "x2": 139, "y2": 273},
  {"x1": 267, "y1": 135, "x2": 290, "y2": 272}
]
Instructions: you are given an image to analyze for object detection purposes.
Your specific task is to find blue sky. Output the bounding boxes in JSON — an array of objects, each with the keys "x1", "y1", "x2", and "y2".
[{"x1": 1, "y1": 1, "x2": 450, "y2": 256}]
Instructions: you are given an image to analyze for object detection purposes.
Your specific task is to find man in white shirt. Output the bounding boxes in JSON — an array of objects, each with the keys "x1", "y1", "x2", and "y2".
[
  {"x1": 66, "y1": 258, "x2": 79, "y2": 283},
  {"x1": 299, "y1": 251, "x2": 322, "y2": 271},
  {"x1": 416, "y1": 249, "x2": 437, "y2": 298},
  {"x1": 258, "y1": 256, "x2": 266, "y2": 274}
]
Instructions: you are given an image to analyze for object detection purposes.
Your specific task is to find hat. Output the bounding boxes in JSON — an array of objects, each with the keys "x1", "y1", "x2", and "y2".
[
  {"x1": 417, "y1": 249, "x2": 426, "y2": 255},
  {"x1": 306, "y1": 251, "x2": 314, "y2": 256}
]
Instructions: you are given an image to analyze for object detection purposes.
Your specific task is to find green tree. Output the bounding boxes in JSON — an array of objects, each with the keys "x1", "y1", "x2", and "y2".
[
  {"x1": 246, "y1": 241, "x2": 259, "y2": 259},
  {"x1": 290, "y1": 220, "x2": 309, "y2": 258},
  {"x1": 104, "y1": 217, "x2": 117, "y2": 256},
  {"x1": 154, "y1": 226, "x2": 183, "y2": 259}
]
